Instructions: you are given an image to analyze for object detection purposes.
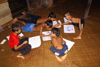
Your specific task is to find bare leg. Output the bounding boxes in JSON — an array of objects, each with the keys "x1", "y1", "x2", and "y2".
[
  {"x1": 11, "y1": 18, "x2": 18, "y2": 24},
  {"x1": 61, "y1": 53, "x2": 67, "y2": 61},
  {"x1": 55, "y1": 53, "x2": 67, "y2": 62},
  {"x1": 8, "y1": 18, "x2": 18, "y2": 30},
  {"x1": 55, "y1": 55, "x2": 63, "y2": 62},
  {"x1": 17, "y1": 20, "x2": 26, "y2": 26},
  {"x1": 17, "y1": 53, "x2": 25, "y2": 59},
  {"x1": 21, "y1": 11, "x2": 27, "y2": 15},
  {"x1": 13, "y1": 18, "x2": 26, "y2": 26},
  {"x1": 74, "y1": 30, "x2": 83, "y2": 39}
]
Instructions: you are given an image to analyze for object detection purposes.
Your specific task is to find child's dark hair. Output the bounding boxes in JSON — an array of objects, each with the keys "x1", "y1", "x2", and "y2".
[
  {"x1": 12, "y1": 23, "x2": 21, "y2": 32},
  {"x1": 64, "y1": 11, "x2": 71, "y2": 16},
  {"x1": 45, "y1": 20, "x2": 53, "y2": 27},
  {"x1": 48, "y1": 12, "x2": 56, "y2": 18},
  {"x1": 51, "y1": 28, "x2": 60, "y2": 37}
]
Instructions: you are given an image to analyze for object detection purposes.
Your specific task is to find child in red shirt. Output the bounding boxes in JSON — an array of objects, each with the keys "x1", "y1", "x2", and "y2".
[{"x1": 9, "y1": 23, "x2": 31, "y2": 59}]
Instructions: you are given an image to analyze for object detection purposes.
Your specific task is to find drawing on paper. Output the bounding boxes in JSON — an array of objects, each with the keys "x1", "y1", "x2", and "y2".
[{"x1": 64, "y1": 25, "x2": 75, "y2": 33}]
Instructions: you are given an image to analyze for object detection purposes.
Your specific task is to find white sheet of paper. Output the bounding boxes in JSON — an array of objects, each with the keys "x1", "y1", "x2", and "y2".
[
  {"x1": 64, "y1": 25, "x2": 75, "y2": 33},
  {"x1": 19, "y1": 33, "x2": 24, "y2": 37},
  {"x1": 42, "y1": 31, "x2": 51, "y2": 41},
  {"x1": 53, "y1": 21, "x2": 57, "y2": 26},
  {"x1": 6, "y1": 36, "x2": 10, "y2": 40},
  {"x1": 63, "y1": 38, "x2": 75, "y2": 51},
  {"x1": 53, "y1": 20, "x2": 62, "y2": 28},
  {"x1": 29, "y1": 36, "x2": 41, "y2": 49},
  {"x1": 0, "y1": 39, "x2": 6, "y2": 44},
  {"x1": 6, "y1": 33, "x2": 24, "y2": 40},
  {"x1": 64, "y1": 17, "x2": 72, "y2": 23},
  {"x1": 53, "y1": 20, "x2": 62, "y2": 26}
]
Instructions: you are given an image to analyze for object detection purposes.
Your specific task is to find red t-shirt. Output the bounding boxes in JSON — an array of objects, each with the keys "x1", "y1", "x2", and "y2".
[{"x1": 9, "y1": 32, "x2": 19, "y2": 48}]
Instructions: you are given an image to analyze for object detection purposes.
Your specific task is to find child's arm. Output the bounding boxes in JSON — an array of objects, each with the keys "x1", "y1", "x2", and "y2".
[
  {"x1": 18, "y1": 35, "x2": 22, "y2": 39},
  {"x1": 14, "y1": 41, "x2": 28, "y2": 50},
  {"x1": 61, "y1": 19, "x2": 70, "y2": 25},
  {"x1": 39, "y1": 26, "x2": 51, "y2": 37},
  {"x1": 54, "y1": 18, "x2": 60, "y2": 24},
  {"x1": 78, "y1": 19, "x2": 83, "y2": 29},
  {"x1": 52, "y1": 24, "x2": 60, "y2": 28},
  {"x1": 62, "y1": 40, "x2": 66, "y2": 44},
  {"x1": 60, "y1": 36, "x2": 66, "y2": 44}
]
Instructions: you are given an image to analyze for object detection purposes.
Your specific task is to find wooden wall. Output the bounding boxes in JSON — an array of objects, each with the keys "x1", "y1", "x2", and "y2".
[
  {"x1": 26, "y1": 0, "x2": 53, "y2": 11},
  {"x1": 0, "y1": 0, "x2": 7, "y2": 3},
  {"x1": 0, "y1": 1, "x2": 13, "y2": 27}
]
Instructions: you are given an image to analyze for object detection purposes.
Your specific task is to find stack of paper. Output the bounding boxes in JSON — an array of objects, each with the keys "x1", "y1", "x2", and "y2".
[
  {"x1": 29, "y1": 36, "x2": 41, "y2": 49},
  {"x1": 64, "y1": 25, "x2": 75, "y2": 33},
  {"x1": 42, "y1": 31, "x2": 51, "y2": 41}
]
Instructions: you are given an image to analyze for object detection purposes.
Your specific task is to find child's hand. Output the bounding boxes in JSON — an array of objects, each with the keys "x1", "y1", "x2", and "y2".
[
  {"x1": 56, "y1": 24, "x2": 60, "y2": 27},
  {"x1": 79, "y1": 26, "x2": 83, "y2": 29},
  {"x1": 23, "y1": 41, "x2": 28, "y2": 44}
]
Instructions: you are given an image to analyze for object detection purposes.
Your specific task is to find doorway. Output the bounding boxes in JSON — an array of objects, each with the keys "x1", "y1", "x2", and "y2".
[{"x1": 8, "y1": 0, "x2": 28, "y2": 18}]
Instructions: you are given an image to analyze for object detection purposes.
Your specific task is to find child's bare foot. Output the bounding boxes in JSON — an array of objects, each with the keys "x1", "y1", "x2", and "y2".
[
  {"x1": 8, "y1": 26, "x2": 12, "y2": 30},
  {"x1": 21, "y1": 11, "x2": 27, "y2": 15},
  {"x1": 74, "y1": 36, "x2": 81, "y2": 39},
  {"x1": 17, "y1": 55, "x2": 25, "y2": 59},
  {"x1": 11, "y1": 18, "x2": 18, "y2": 23},
  {"x1": 17, "y1": 53, "x2": 25, "y2": 59}
]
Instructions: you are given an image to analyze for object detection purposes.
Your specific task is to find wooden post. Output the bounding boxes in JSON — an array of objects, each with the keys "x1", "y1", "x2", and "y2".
[
  {"x1": 47, "y1": 0, "x2": 53, "y2": 7},
  {"x1": 83, "y1": 0, "x2": 92, "y2": 19},
  {"x1": 26, "y1": 0, "x2": 31, "y2": 11}
]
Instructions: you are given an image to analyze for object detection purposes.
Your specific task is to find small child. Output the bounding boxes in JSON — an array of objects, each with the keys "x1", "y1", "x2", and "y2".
[
  {"x1": 62, "y1": 11, "x2": 85, "y2": 39},
  {"x1": 9, "y1": 23, "x2": 31, "y2": 59},
  {"x1": 50, "y1": 28, "x2": 68, "y2": 62}
]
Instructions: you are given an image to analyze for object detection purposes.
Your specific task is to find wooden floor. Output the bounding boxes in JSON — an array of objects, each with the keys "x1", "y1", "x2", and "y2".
[{"x1": 0, "y1": 0, "x2": 100, "y2": 67}]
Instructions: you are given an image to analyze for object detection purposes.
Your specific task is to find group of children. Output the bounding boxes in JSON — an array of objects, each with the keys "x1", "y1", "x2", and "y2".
[{"x1": 9, "y1": 11, "x2": 85, "y2": 62}]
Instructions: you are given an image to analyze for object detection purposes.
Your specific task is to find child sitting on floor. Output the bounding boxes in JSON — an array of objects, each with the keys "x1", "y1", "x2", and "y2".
[
  {"x1": 9, "y1": 23, "x2": 31, "y2": 59},
  {"x1": 50, "y1": 28, "x2": 68, "y2": 62},
  {"x1": 62, "y1": 11, "x2": 85, "y2": 39}
]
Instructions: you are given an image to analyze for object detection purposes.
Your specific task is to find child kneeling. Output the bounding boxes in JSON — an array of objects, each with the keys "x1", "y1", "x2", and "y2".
[
  {"x1": 50, "y1": 28, "x2": 68, "y2": 62},
  {"x1": 9, "y1": 23, "x2": 31, "y2": 59}
]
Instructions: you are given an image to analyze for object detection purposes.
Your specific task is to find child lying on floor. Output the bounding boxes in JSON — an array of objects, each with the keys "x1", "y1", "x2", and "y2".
[
  {"x1": 9, "y1": 23, "x2": 31, "y2": 59},
  {"x1": 50, "y1": 28, "x2": 68, "y2": 62},
  {"x1": 62, "y1": 11, "x2": 85, "y2": 39},
  {"x1": 11, "y1": 11, "x2": 59, "y2": 25},
  {"x1": 12, "y1": 18, "x2": 58, "y2": 37}
]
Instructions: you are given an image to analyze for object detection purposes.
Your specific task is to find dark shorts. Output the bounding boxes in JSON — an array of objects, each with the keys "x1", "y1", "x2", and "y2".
[
  {"x1": 72, "y1": 19, "x2": 85, "y2": 30},
  {"x1": 18, "y1": 14, "x2": 41, "y2": 24},
  {"x1": 11, "y1": 37, "x2": 31, "y2": 55},
  {"x1": 50, "y1": 44, "x2": 68, "y2": 56}
]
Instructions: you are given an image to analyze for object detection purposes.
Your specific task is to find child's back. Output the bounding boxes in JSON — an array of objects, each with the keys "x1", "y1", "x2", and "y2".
[
  {"x1": 50, "y1": 28, "x2": 68, "y2": 62},
  {"x1": 52, "y1": 37, "x2": 63, "y2": 49}
]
